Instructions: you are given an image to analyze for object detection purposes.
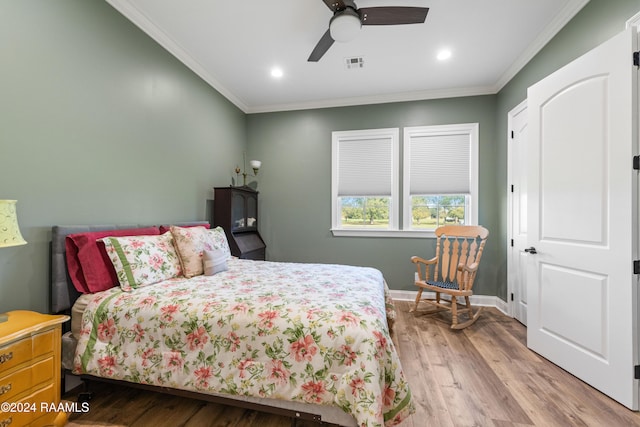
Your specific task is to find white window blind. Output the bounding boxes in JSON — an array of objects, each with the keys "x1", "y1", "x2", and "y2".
[
  {"x1": 402, "y1": 123, "x2": 479, "y2": 232},
  {"x1": 335, "y1": 130, "x2": 397, "y2": 197},
  {"x1": 409, "y1": 133, "x2": 471, "y2": 195},
  {"x1": 331, "y1": 128, "x2": 399, "y2": 234}
]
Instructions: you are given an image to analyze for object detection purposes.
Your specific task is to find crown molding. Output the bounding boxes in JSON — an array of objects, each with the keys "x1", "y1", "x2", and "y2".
[
  {"x1": 245, "y1": 85, "x2": 496, "y2": 114},
  {"x1": 626, "y1": 9, "x2": 640, "y2": 29}
]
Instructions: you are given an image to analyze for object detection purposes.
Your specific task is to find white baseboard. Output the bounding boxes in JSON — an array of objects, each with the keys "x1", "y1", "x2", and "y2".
[{"x1": 389, "y1": 289, "x2": 510, "y2": 316}]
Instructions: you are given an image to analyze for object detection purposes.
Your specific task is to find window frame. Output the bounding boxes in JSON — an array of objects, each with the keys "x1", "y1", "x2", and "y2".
[
  {"x1": 330, "y1": 123, "x2": 479, "y2": 238},
  {"x1": 331, "y1": 128, "x2": 399, "y2": 237},
  {"x1": 403, "y1": 123, "x2": 479, "y2": 237}
]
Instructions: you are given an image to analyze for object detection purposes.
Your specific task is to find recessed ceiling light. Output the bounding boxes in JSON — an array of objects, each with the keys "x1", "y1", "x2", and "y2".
[
  {"x1": 437, "y1": 49, "x2": 452, "y2": 61},
  {"x1": 270, "y1": 67, "x2": 284, "y2": 78}
]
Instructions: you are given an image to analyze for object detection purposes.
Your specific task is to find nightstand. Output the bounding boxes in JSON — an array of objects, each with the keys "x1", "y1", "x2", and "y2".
[{"x1": 0, "y1": 310, "x2": 69, "y2": 427}]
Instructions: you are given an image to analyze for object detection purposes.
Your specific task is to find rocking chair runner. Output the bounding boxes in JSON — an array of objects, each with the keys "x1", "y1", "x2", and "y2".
[{"x1": 411, "y1": 225, "x2": 489, "y2": 329}]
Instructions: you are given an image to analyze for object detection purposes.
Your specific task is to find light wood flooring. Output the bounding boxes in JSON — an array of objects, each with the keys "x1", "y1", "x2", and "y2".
[{"x1": 64, "y1": 301, "x2": 640, "y2": 427}]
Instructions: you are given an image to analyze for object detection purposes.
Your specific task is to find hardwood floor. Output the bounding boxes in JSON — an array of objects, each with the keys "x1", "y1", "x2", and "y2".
[{"x1": 64, "y1": 301, "x2": 640, "y2": 427}]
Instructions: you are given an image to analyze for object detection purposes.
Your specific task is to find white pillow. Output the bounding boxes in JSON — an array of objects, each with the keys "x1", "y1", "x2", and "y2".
[{"x1": 203, "y1": 248, "x2": 228, "y2": 276}]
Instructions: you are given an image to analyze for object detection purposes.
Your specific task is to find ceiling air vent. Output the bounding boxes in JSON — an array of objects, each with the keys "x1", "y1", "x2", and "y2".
[{"x1": 345, "y1": 57, "x2": 364, "y2": 69}]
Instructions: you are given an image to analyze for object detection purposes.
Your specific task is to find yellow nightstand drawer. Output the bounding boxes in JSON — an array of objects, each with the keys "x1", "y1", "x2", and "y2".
[
  {"x1": 31, "y1": 357, "x2": 54, "y2": 387},
  {"x1": 0, "y1": 338, "x2": 31, "y2": 377},
  {"x1": 0, "y1": 412, "x2": 22, "y2": 427},
  {"x1": 0, "y1": 382, "x2": 57, "y2": 427},
  {"x1": 0, "y1": 327, "x2": 54, "y2": 379},
  {"x1": 0, "y1": 402, "x2": 34, "y2": 426},
  {"x1": 0, "y1": 362, "x2": 32, "y2": 402},
  {"x1": 0, "y1": 356, "x2": 55, "y2": 403},
  {"x1": 31, "y1": 330, "x2": 54, "y2": 360}
]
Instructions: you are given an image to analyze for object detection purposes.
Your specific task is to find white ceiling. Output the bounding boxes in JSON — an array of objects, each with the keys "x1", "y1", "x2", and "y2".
[{"x1": 105, "y1": 0, "x2": 590, "y2": 113}]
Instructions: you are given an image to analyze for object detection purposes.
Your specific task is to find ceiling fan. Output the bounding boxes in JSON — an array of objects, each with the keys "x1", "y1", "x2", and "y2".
[{"x1": 308, "y1": 0, "x2": 429, "y2": 62}]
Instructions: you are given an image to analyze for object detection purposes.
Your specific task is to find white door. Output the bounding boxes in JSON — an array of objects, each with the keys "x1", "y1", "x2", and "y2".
[
  {"x1": 507, "y1": 101, "x2": 528, "y2": 325},
  {"x1": 527, "y1": 27, "x2": 639, "y2": 409}
]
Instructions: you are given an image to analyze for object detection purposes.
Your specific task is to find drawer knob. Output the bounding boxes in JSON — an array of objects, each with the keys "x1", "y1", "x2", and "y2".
[
  {"x1": 0, "y1": 352, "x2": 13, "y2": 365},
  {"x1": 0, "y1": 383, "x2": 11, "y2": 395}
]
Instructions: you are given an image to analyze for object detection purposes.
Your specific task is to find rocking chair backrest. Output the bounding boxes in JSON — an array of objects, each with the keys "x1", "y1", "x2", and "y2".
[{"x1": 434, "y1": 225, "x2": 489, "y2": 290}]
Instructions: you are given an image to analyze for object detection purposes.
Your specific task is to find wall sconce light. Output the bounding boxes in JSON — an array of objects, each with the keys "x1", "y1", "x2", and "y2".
[
  {"x1": 249, "y1": 160, "x2": 262, "y2": 175},
  {"x1": 235, "y1": 152, "x2": 261, "y2": 187},
  {"x1": 0, "y1": 199, "x2": 27, "y2": 323}
]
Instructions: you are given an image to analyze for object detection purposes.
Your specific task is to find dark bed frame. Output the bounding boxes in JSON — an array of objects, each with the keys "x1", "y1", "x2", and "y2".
[{"x1": 50, "y1": 223, "x2": 355, "y2": 427}]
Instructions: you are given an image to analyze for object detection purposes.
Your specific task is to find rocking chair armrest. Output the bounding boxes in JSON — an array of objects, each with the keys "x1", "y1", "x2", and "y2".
[
  {"x1": 411, "y1": 255, "x2": 438, "y2": 265},
  {"x1": 412, "y1": 256, "x2": 438, "y2": 282},
  {"x1": 457, "y1": 262, "x2": 479, "y2": 273}
]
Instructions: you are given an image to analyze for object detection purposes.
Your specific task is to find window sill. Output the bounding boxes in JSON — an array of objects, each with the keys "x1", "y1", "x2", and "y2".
[{"x1": 330, "y1": 229, "x2": 436, "y2": 238}]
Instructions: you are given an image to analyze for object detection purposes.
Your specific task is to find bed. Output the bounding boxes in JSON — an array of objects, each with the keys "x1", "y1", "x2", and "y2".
[{"x1": 51, "y1": 223, "x2": 414, "y2": 427}]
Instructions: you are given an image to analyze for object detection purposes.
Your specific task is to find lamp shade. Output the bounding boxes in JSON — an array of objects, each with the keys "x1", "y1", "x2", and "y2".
[
  {"x1": 249, "y1": 160, "x2": 261, "y2": 170},
  {"x1": 330, "y1": 9, "x2": 361, "y2": 43},
  {"x1": 0, "y1": 200, "x2": 27, "y2": 248}
]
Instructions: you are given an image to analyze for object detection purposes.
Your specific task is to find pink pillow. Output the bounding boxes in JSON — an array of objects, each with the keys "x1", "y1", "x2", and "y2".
[{"x1": 65, "y1": 226, "x2": 160, "y2": 293}]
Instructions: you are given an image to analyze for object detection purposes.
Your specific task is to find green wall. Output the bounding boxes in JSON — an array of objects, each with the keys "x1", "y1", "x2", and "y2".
[
  {"x1": 3, "y1": 0, "x2": 639, "y2": 315},
  {"x1": 247, "y1": 96, "x2": 503, "y2": 296},
  {"x1": 0, "y1": 0, "x2": 246, "y2": 313}
]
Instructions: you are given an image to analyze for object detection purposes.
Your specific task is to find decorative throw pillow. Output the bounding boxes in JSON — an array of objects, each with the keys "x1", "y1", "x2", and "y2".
[
  {"x1": 170, "y1": 226, "x2": 231, "y2": 278},
  {"x1": 101, "y1": 232, "x2": 182, "y2": 291},
  {"x1": 203, "y1": 248, "x2": 228, "y2": 276},
  {"x1": 207, "y1": 226, "x2": 232, "y2": 259},
  {"x1": 170, "y1": 226, "x2": 210, "y2": 278},
  {"x1": 65, "y1": 226, "x2": 160, "y2": 293}
]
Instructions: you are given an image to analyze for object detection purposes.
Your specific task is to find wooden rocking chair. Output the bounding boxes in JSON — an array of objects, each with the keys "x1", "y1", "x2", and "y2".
[{"x1": 410, "y1": 225, "x2": 489, "y2": 329}]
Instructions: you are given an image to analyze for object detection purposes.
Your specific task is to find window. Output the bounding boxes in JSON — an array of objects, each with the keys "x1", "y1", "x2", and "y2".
[
  {"x1": 331, "y1": 123, "x2": 478, "y2": 237},
  {"x1": 331, "y1": 128, "x2": 399, "y2": 236},
  {"x1": 403, "y1": 123, "x2": 478, "y2": 233}
]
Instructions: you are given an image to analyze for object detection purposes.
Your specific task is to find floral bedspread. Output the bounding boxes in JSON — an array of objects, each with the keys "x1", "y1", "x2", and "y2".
[{"x1": 73, "y1": 258, "x2": 414, "y2": 426}]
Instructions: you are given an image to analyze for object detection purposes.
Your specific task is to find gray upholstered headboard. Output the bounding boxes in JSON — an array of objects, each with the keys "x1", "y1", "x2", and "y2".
[{"x1": 50, "y1": 222, "x2": 210, "y2": 314}]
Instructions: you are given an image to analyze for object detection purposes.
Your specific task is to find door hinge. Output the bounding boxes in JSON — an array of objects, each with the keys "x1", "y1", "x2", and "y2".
[
  {"x1": 634, "y1": 51, "x2": 640, "y2": 67},
  {"x1": 510, "y1": 293, "x2": 514, "y2": 302},
  {"x1": 511, "y1": 239, "x2": 514, "y2": 247},
  {"x1": 511, "y1": 184, "x2": 514, "y2": 193},
  {"x1": 511, "y1": 130, "x2": 514, "y2": 139},
  {"x1": 634, "y1": 260, "x2": 640, "y2": 274},
  {"x1": 634, "y1": 155, "x2": 640, "y2": 170},
  {"x1": 635, "y1": 365, "x2": 640, "y2": 380}
]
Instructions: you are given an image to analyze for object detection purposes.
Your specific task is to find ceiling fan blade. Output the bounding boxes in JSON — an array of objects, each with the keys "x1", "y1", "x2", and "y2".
[
  {"x1": 359, "y1": 7, "x2": 429, "y2": 25},
  {"x1": 308, "y1": 29, "x2": 335, "y2": 62},
  {"x1": 322, "y1": 0, "x2": 346, "y2": 12}
]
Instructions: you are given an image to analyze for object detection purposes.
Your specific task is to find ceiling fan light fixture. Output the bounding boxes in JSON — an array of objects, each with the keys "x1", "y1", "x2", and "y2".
[{"x1": 329, "y1": 8, "x2": 361, "y2": 43}]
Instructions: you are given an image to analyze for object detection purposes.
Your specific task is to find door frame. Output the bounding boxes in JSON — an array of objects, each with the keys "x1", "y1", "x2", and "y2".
[{"x1": 507, "y1": 99, "x2": 527, "y2": 320}]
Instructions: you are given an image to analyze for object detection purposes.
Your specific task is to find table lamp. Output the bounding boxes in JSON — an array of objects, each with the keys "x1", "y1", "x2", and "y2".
[{"x1": 0, "y1": 200, "x2": 27, "y2": 323}]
